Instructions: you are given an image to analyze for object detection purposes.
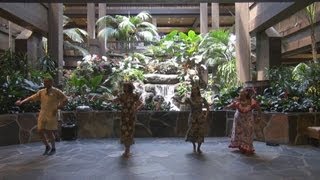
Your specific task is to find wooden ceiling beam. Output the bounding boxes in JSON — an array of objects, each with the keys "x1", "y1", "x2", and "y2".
[
  {"x1": 64, "y1": 6, "x2": 234, "y2": 17},
  {"x1": 0, "y1": 0, "x2": 282, "y2": 4},
  {"x1": 0, "y1": 3, "x2": 48, "y2": 35},
  {"x1": 249, "y1": 1, "x2": 313, "y2": 35},
  {"x1": 282, "y1": 23, "x2": 320, "y2": 57}
]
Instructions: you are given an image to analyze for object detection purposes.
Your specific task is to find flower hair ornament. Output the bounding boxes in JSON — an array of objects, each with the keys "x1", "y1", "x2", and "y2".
[{"x1": 190, "y1": 75, "x2": 200, "y2": 89}]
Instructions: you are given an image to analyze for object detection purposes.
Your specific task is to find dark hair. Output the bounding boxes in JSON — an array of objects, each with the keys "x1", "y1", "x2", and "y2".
[
  {"x1": 123, "y1": 82, "x2": 134, "y2": 93},
  {"x1": 191, "y1": 86, "x2": 201, "y2": 98},
  {"x1": 241, "y1": 87, "x2": 256, "y2": 99}
]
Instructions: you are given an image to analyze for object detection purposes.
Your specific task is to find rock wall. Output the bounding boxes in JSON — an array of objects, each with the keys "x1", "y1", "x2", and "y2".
[
  {"x1": 0, "y1": 111, "x2": 226, "y2": 146},
  {"x1": 1, "y1": 111, "x2": 319, "y2": 146}
]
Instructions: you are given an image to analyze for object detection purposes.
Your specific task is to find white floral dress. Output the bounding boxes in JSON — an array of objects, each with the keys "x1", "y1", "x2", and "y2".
[{"x1": 228, "y1": 100, "x2": 259, "y2": 154}]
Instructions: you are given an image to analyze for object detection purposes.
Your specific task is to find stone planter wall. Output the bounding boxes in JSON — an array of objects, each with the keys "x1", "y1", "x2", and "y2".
[
  {"x1": 0, "y1": 111, "x2": 226, "y2": 146},
  {"x1": 226, "y1": 111, "x2": 320, "y2": 145},
  {"x1": 2, "y1": 111, "x2": 319, "y2": 146}
]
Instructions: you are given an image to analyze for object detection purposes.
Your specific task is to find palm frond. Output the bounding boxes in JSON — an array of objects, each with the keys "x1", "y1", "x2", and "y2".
[
  {"x1": 64, "y1": 41, "x2": 90, "y2": 56},
  {"x1": 137, "y1": 31, "x2": 154, "y2": 42},
  {"x1": 97, "y1": 27, "x2": 117, "y2": 40},
  {"x1": 136, "y1": 11, "x2": 152, "y2": 21},
  {"x1": 96, "y1": 15, "x2": 118, "y2": 29},
  {"x1": 63, "y1": 15, "x2": 71, "y2": 27},
  {"x1": 63, "y1": 28, "x2": 87, "y2": 43},
  {"x1": 119, "y1": 19, "x2": 135, "y2": 31}
]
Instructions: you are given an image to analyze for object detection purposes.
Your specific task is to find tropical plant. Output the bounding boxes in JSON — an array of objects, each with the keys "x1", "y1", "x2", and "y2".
[
  {"x1": 63, "y1": 15, "x2": 89, "y2": 56},
  {"x1": 198, "y1": 29, "x2": 235, "y2": 66},
  {"x1": 96, "y1": 11, "x2": 159, "y2": 53},
  {"x1": 38, "y1": 54, "x2": 57, "y2": 77},
  {"x1": 176, "y1": 82, "x2": 191, "y2": 97},
  {"x1": 198, "y1": 29, "x2": 238, "y2": 93},
  {"x1": 254, "y1": 63, "x2": 320, "y2": 112},
  {"x1": 0, "y1": 50, "x2": 42, "y2": 114},
  {"x1": 212, "y1": 86, "x2": 240, "y2": 110},
  {"x1": 148, "y1": 30, "x2": 201, "y2": 65},
  {"x1": 216, "y1": 58, "x2": 239, "y2": 93}
]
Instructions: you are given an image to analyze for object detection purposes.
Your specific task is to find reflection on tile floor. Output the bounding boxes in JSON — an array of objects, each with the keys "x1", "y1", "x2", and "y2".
[{"x1": 0, "y1": 137, "x2": 320, "y2": 180}]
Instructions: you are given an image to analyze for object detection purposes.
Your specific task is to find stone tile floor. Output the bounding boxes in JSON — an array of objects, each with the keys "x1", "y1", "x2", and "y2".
[{"x1": 0, "y1": 137, "x2": 320, "y2": 180}]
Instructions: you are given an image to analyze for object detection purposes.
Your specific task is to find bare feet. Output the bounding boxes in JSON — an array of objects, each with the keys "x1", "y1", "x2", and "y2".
[
  {"x1": 193, "y1": 148, "x2": 197, "y2": 153},
  {"x1": 193, "y1": 143, "x2": 196, "y2": 153},
  {"x1": 122, "y1": 152, "x2": 131, "y2": 158},
  {"x1": 43, "y1": 145, "x2": 51, "y2": 155}
]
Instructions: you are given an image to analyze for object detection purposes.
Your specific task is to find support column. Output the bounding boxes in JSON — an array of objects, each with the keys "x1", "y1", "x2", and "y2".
[
  {"x1": 256, "y1": 27, "x2": 281, "y2": 80},
  {"x1": 200, "y1": 3, "x2": 208, "y2": 34},
  {"x1": 98, "y1": 3, "x2": 106, "y2": 54},
  {"x1": 256, "y1": 32, "x2": 269, "y2": 81},
  {"x1": 87, "y1": 3, "x2": 100, "y2": 55},
  {"x1": 8, "y1": 21, "x2": 13, "y2": 50},
  {"x1": 48, "y1": 3, "x2": 63, "y2": 84},
  {"x1": 211, "y1": 3, "x2": 219, "y2": 30},
  {"x1": 16, "y1": 29, "x2": 45, "y2": 69},
  {"x1": 235, "y1": 3, "x2": 250, "y2": 82},
  {"x1": 87, "y1": 3, "x2": 96, "y2": 39}
]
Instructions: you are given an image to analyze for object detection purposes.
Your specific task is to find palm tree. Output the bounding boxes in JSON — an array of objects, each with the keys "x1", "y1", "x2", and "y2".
[
  {"x1": 63, "y1": 15, "x2": 89, "y2": 56},
  {"x1": 305, "y1": 3, "x2": 318, "y2": 63},
  {"x1": 197, "y1": 29, "x2": 239, "y2": 92},
  {"x1": 96, "y1": 11, "x2": 159, "y2": 53}
]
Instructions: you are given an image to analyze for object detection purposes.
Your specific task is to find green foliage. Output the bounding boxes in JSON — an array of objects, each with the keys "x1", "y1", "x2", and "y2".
[
  {"x1": 146, "y1": 30, "x2": 201, "y2": 64},
  {"x1": 39, "y1": 54, "x2": 57, "y2": 77},
  {"x1": 216, "y1": 58, "x2": 239, "y2": 93},
  {"x1": 257, "y1": 63, "x2": 320, "y2": 112},
  {"x1": 63, "y1": 15, "x2": 89, "y2": 56},
  {"x1": 0, "y1": 50, "x2": 42, "y2": 113},
  {"x1": 176, "y1": 82, "x2": 191, "y2": 97},
  {"x1": 199, "y1": 29, "x2": 234, "y2": 66},
  {"x1": 96, "y1": 11, "x2": 159, "y2": 53},
  {"x1": 212, "y1": 87, "x2": 240, "y2": 110}
]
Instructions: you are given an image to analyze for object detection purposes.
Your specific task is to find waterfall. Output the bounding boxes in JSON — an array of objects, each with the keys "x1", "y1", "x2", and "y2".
[{"x1": 154, "y1": 84, "x2": 179, "y2": 111}]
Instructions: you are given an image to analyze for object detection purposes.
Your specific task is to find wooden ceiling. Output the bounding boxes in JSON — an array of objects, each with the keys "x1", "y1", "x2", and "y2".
[{"x1": 63, "y1": 3, "x2": 235, "y2": 34}]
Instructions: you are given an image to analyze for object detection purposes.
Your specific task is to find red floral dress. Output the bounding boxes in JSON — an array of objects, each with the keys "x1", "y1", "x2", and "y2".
[{"x1": 228, "y1": 99, "x2": 259, "y2": 154}]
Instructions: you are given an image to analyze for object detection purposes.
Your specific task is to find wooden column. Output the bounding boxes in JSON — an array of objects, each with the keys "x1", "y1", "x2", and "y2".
[
  {"x1": 98, "y1": 3, "x2": 106, "y2": 54},
  {"x1": 211, "y1": 3, "x2": 219, "y2": 30},
  {"x1": 8, "y1": 21, "x2": 13, "y2": 50},
  {"x1": 87, "y1": 3, "x2": 100, "y2": 55},
  {"x1": 235, "y1": 3, "x2": 251, "y2": 82},
  {"x1": 87, "y1": 3, "x2": 96, "y2": 39},
  {"x1": 48, "y1": 3, "x2": 63, "y2": 84},
  {"x1": 200, "y1": 3, "x2": 208, "y2": 34},
  {"x1": 256, "y1": 27, "x2": 282, "y2": 80},
  {"x1": 256, "y1": 32, "x2": 269, "y2": 80}
]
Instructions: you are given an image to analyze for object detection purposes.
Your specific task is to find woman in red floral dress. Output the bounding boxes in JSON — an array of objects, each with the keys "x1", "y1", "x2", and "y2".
[
  {"x1": 113, "y1": 82, "x2": 143, "y2": 157},
  {"x1": 225, "y1": 88, "x2": 259, "y2": 155}
]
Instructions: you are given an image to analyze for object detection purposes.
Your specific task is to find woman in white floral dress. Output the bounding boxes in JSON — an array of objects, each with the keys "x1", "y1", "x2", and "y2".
[{"x1": 225, "y1": 88, "x2": 259, "y2": 155}]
